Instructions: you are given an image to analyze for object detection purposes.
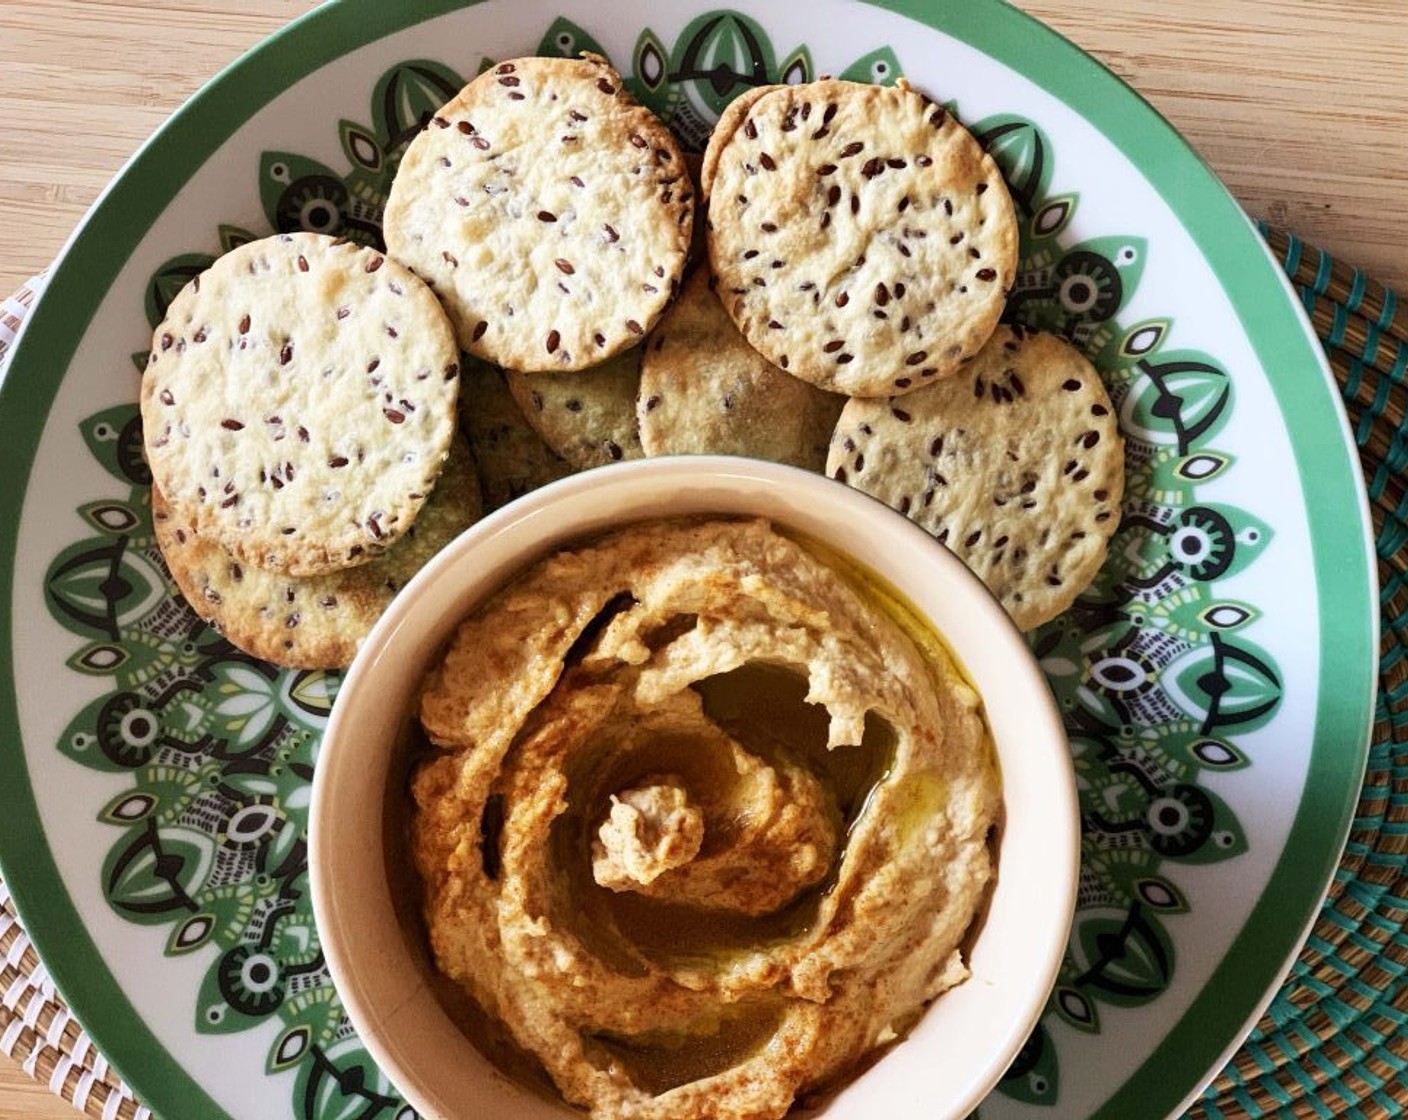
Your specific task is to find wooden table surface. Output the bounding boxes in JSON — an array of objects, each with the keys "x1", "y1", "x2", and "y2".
[{"x1": 0, "y1": 1, "x2": 1403, "y2": 1117}]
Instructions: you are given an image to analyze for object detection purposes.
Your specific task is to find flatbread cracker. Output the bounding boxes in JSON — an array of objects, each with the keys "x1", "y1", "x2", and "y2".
[
  {"x1": 826, "y1": 324, "x2": 1124, "y2": 630},
  {"x1": 705, "y1": 79, "x2": 1018, "y2": 397},
  {"x1": 459, "y1": 354, "x2": 573, "y2": 512},
  {"x1": 505, "y1": 349, "x2": 644, "y2": 470},
  {"x1": 140, "y1": 232, "x2": 460, "y2": 577},
  {"x1": 698, "y1": 84, "x2": 782, "y2": 200},
  {"x1": 384, "y1": 54, "x2": 692, "y2": 372},
  {"x1": 638, "y1": 267, "x2": 844, "y2": 470},
  {"x1": 155, "y1": 437, "x2": 482, "y2": 669}
]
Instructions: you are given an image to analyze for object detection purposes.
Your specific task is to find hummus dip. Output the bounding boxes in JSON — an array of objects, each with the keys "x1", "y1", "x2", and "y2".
[{"x1": 412, "y1": 517, "x2": 1000, "y2": 1120}]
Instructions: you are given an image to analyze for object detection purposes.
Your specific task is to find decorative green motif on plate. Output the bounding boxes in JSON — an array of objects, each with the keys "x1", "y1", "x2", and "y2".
[
  {"x1": 973, "y1": 83, "x2": 1275, "y2": 1107},
  {"x1": 48, "y1": 407, "x2": 408, "y2": 1117},
  {"x1": 46, "y1": 12, "x2": 1281, "y2": 1116}
]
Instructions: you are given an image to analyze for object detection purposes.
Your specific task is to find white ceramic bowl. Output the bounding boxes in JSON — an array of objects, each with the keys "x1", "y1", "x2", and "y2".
[{"x1": 309, "y1": 456, "x2": 1078, "y2": 1120}]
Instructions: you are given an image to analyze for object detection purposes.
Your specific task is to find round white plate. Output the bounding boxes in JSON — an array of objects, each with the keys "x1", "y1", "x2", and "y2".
[{"x1": 0, "y1": 2, "x2": 1376, "y2": 1118}]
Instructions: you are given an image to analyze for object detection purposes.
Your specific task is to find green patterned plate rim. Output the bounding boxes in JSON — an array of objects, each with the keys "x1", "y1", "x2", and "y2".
[{"x1": 0, "y1": 2, "x2": 1376, "y2": 1119}]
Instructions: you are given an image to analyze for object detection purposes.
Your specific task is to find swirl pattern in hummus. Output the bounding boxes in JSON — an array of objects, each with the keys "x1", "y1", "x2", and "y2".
[{"x1": 412, "y1": 517, "x2": 1000, "y2": 1120}]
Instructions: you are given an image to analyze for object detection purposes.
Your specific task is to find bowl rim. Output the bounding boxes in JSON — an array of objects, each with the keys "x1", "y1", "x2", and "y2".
[{"x1": 309, "y1": 454, "x2": 1078, "y2": 1120}]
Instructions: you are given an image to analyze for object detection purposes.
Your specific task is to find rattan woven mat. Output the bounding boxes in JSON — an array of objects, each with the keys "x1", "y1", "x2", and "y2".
[{"x1": 1, "y1": 224, "x2": 1404, "y2": 1119}]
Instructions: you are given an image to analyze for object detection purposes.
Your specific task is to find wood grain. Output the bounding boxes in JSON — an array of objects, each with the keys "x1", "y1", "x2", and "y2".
[
  {"x1": 1022, "y1": 0, "x2": 1408, "y2": 294},
  {"x1": 0, "y1": 1, "x2": 1403, "y2": 1116},
  {"x1": 0, "y1": 1066, "x2": 78, "y2": 1120}
]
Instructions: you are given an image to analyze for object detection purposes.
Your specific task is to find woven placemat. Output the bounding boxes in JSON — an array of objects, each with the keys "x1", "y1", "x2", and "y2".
[
  {"x1": 0, "y1": 226, "x2": 1404, "y2": 1119},
  {"x1": 0, "y1": 882, "x2": 147, "y2": 1120}
]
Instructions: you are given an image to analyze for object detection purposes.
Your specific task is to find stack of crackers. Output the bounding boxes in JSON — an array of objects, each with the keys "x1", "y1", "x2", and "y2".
[{"x1": 142, "y1": 54, "x2": 1124, "y2": 670}]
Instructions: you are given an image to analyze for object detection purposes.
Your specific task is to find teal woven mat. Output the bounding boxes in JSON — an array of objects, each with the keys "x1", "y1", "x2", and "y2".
[{"x1": 1190, "y1": 227, "x2": 1408, "y2": 1120}]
